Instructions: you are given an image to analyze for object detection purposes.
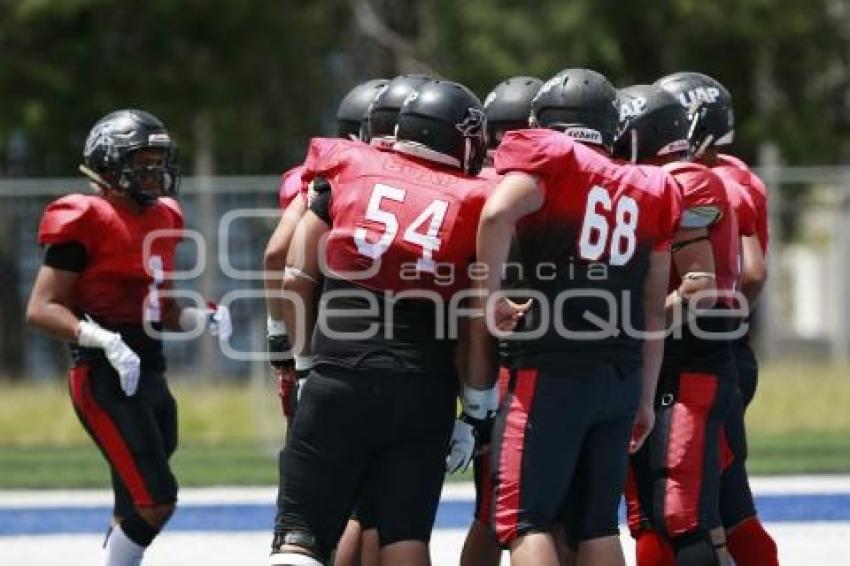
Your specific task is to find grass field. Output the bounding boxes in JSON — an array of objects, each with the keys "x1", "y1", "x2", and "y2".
[{"x1": 1, "y1": 362, "x2": 848, "y2": 488}]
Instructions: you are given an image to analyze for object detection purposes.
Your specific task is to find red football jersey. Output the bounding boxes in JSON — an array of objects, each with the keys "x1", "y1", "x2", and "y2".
[
  {"x1": 713, "y1": 154, "x2": 768, "y2": 253},
  {"x1": 478, "y1": 165, "x2": 500, "y2": 181},
  {"x1": 38, "y1": 194, "x2": 183, "y2": 324},
  {"x1": 664, "y1": 162, "x2": 740, "y2": 303},
  {"x1": 302, "y1": 138, "x2": 495, "y2": 299},
  {"x1": 277, "y1": 164, "x2": 307, "y2": 210},
  {"x1": 494, "y1": 129, "x2": 682, "y2": 367}
]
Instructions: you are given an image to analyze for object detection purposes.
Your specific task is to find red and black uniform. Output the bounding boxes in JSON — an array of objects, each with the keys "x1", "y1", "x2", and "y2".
[
  {"x1": 712, "y1": 154, "x2": 769, "y2": 532},
  {"x1": 38, "y1": 193, "x2": 183, "y2": 516},
  {"x1": 275, "y1": 138, "x2": 495, "y2": 559},
  {"x1": 489, "y1": 129, "x2": 681, "y2": 545},
  {"x1": 468, "y1": 163, "x2": 509, "y2": 526},
  {"x1": 626, "y1": 162, "x2": 741, "y2": 550},
  {"x1": 712, "y1": 154, "x2": 768, "y2": 407}
]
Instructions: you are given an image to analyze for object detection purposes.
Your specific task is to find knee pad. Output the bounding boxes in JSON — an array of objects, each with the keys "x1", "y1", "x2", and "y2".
[
  {"x1": 671, "y1": 531, "x2": 722, "y2": 566},
  {"x1": 635, "y1": 529, "x2": 675, "y2": 566},
  {"x1": 271, "y1": 531, "x2": 325, "y2": 565},
  {"x1": 727, "y1": 517, "x2": 778, "y2": 566},
  {"x1": 120, "y1": 511, "x2": 161, "y2": 547}
]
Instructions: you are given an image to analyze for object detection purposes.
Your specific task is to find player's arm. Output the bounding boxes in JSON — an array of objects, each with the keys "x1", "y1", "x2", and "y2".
[
  {"x1": 740, "y1": 234, "x2": 766, "y2": 308},
  {"x1": 282, "y1": 208, "x2": 328, "y2": 363},
  {"x1": 264, "y1": 196, "x2": 308, "y2": 325},
  {"x1": 27, "y1": 245, "x2": 141, "y2": 396},
  {"x1": 666, "y1": 227, "x2": 716, "y2": 318},
  {"x1": 26, "y1": 262, "x2": 82, "y2": 342},
  {"x1": 476, "y1": 172, "x2": 543, "y2": 330},
  {"x1": 631, "y1": 249, "x2": 671, "y2": 452}
]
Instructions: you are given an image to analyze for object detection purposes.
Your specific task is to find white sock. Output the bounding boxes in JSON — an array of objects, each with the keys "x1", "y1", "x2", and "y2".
[{"x1": 103, "y1": 524, "x2": 146, "y2": 566}]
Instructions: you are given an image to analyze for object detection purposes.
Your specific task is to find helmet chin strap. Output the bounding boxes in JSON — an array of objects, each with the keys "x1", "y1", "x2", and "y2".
[{"x1": 78, "y1": 164, "x2": 112, "y2": 192}]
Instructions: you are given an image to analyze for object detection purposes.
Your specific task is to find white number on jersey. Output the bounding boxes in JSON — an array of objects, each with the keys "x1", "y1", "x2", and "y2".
[
  {"x1": 353, "y1": 183, "x2": 449, "y2": 273},
  {"x1": 578, "y1": 185, "x2": 639, "y2": 266}
]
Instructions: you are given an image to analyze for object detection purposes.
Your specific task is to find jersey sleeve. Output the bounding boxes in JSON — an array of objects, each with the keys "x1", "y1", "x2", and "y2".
[
  {"x1": 302, "y1": 137, "x2": 348, "y2": 185},
  {"x1": 278, "y1": 165, "x2": 307, "y2": 210},
  {"x1": 38, "y1": 194, "x2": 97, "y2": 252},
  {"x1": 730, "y1": 183, "x2": 757, "y2": 237},
  {"x1": 494, "y1": 129, "x2": 575, "y2": 180},
  {"x1": 159, "y1": 197, "x2": 185, "y2": 232},
  {"x1": 664, "y1": 163, "x2": 724, "y2": 228},
  {"x1": 654, "y1": 175, "x2": 683, "y2": 251}
]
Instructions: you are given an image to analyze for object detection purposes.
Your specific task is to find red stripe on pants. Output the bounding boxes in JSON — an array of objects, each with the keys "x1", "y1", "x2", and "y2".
[
  {"x1": 494, "y1": 368, "x2": 538, "y2": 544},
  {"x1": 476, "y1": 366, "x2": 513, "y2": 523},
  {"x1": 625, "y1": 465, "x2": 643, "y2": 537},
  {"x1": 664, "y1": 372, "x2": 718, "y2": 535},
  {"x1": 70, "y1": 365, "x2": 154, "y2": 507},
  {"x1": 718, "y1": 427, "x2": 734, "y2": 471}
]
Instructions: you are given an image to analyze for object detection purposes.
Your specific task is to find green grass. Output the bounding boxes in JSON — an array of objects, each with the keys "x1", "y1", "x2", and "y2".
[{"x1": 0, "y1": 362, "x2": 848, "y2": 488}]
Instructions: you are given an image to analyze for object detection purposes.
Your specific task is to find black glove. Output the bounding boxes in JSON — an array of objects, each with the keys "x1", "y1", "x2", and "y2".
[{"x1": 268, "y1": 333, "x2": 294, "y2": 371}]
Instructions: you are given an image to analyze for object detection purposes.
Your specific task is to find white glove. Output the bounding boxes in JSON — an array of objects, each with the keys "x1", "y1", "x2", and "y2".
[
  {"x1": 446, "y1": 418, "x2": 476, "y2": 474},
  {"x1": 446, "y1": 384, "x2": 500, "y2": 474},
  {"x1": 180, "y1": 303, "x2": 232, "y2": 341},
  {"x1": 208, "y1": 303, "x2": 232, "y2": 340},
  {"x1": 78, "y1": 320, "x2": 141, "y2": 396}
]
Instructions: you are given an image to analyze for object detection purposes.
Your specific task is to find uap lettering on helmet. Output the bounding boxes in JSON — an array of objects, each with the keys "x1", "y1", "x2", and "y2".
[
  {"x1": 402, "y1": 90, "x2": 419, "y2": 108},
  {"x1": 619, "y1": 96, "x2": 648, "y2": 122},
  {"x1": 676, "y1": 87, "x2": 722, "y2": 110}
]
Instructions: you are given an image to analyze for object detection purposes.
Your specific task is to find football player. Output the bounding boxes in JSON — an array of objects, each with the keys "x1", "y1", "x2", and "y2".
[
  {"x1": 456, "y1": 74, "x2": 542, "y2": 566},
  {"x1": 656, "y1": 72, "x2": 777, "y2": 566},
  {"x1": 26, "y1": 109, "x2": 231, "y2": 566},
  {"x1": 615, "y1": 84, "x2": 741, "y2": 566},
  {"x1": 269, "y1": 80, "x2": 495, "y2": 566},
  {"x1": 264, "y1": 78, "x2": 398, "y2": 566},
  {"x1": 265, "y1": 78, "x2": 389, "y2": 422},
  {"x1": 474, "y1": 69, "x2": 680, "y2": 566}
]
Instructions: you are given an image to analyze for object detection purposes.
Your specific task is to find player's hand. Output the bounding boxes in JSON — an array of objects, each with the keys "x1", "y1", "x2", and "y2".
[
  {"x1": 78, "y1": 320, "x2": 141, "y2": 396},
  {"x1": 268, "y1": 334, "x2": 295, "y2": 371},
  {"x1": 629, "y1": 402, "x2": 655, "y2": 454},
  {"x1": 207, "y1": 302, "x2": 232, "y2": 340},
  {"x1": 446, "y1": 384, "x2": 499, "y2": 473},
  {"x1": 492, "y1": 295, "x2": 532, "y2": 333},
  {"x1": 104, "y1": 335, "x2": 142, "y2": 396},
  {"x1": 276, "y1": 367, "x2": 298, "y2": 419},
  {"x1": 278, "y1": 355, "x2": 313, "y2": 420},
  {"x1": 446, "y1": 418, "x2": 476, "y2": 474}
]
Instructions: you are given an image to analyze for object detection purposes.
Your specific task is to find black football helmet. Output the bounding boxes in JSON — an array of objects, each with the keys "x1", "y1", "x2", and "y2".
[
  {"x1": 530, "y1": 68, "x2": 619, "y2": 149},
  {"x1": 83, "y1": 109, "x2": 179, "y2": 206},
  {"x1": 366, "y1": 74, "x2": 432, "y2": 144},
  {"x1": 394, "y1": 80, "x2": 487, "y2": 176},
  {"x1": 483, "y1": 76, "x2": 542, "y2": 149},
  {"x1": 654, "y1": 72, "x2": 734, "y2": 157},
  {"x1": 613, "y1": 84, "x2": 690, "y2": 163},
  {"x1": 336, "y1": 78, "x2": 389, "y2": 140}
]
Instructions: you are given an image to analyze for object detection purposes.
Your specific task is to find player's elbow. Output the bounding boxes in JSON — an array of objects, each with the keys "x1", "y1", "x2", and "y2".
[
  {"x1": 25, "y1": 297, "x2": 46, "y2": 330},
  {"x1": 742, "y1": 264, "x2": 767, "y2": 290},
  {"x1": 479, "y1": 204, "x2": 514, "y2": 236},
  {"x1": 263, "y1": 243, "x2": 287, "y2": 272}
]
